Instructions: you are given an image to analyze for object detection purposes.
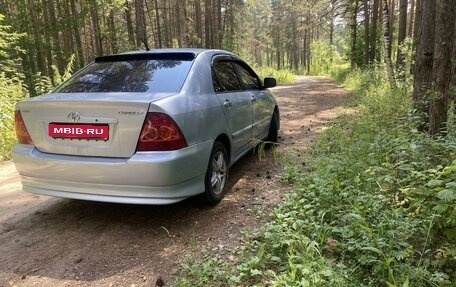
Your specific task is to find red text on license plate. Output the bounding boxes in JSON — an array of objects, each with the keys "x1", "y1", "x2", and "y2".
[{"x1": 49, "y1": 123, "x2": 109, "y2": 140}]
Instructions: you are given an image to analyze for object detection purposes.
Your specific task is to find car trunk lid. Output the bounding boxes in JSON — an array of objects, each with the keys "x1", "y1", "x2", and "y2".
[{"x1": 17, "y1": 92, "x2": 175, "y2": 158}]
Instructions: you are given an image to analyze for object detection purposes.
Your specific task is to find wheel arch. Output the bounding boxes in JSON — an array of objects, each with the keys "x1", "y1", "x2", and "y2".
[
  {"x1": 214, "y1": 134, "x2": 231, "y2": 165},
  {"x1": 273, "y1": 106, "x2": 280, "y2": 130}
]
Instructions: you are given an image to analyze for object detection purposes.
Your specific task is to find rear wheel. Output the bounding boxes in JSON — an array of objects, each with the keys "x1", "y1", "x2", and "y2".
[{"x1": 203, "y1": 141, "x2": 229, "y2": 204}]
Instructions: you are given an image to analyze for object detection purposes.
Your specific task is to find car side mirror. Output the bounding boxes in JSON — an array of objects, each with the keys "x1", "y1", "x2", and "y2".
[{"x1": 263, "y1": 77, "x2": 277, "y2": 89}]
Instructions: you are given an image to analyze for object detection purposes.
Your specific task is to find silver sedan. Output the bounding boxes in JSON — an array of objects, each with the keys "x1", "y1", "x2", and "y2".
[{"x1": 13, "y1": 49, "x2": 279, "y2": 204}]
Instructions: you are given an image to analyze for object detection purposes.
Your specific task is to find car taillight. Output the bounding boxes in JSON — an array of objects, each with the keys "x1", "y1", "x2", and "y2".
[
  {"x1": 14, "y1": 110, "x2": 34, "y2": 145},
  {"x1": 136, "y1": 112, "x2": 187, "y2": 151}
]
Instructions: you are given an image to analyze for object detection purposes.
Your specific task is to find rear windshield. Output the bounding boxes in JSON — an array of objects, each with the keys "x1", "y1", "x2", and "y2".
[{"x1": 54, "y1": 58, "x2": 193, "y2": 93}]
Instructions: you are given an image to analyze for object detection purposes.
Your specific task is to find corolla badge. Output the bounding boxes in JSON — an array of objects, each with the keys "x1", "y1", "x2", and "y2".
[{"x1": 67, "y1": 112, "x2": 81, "y2": 122}]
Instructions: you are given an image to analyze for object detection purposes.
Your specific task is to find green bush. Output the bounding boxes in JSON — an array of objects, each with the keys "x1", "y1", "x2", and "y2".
[{"x1": 308, "y1": 41, "x2": 344, "y2": 76}]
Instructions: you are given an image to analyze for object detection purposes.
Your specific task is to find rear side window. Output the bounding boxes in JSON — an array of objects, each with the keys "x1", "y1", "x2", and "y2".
[
  {"x1": 212, "y1": 61, "x2": 243, "y2": 92},
  {"x1": 54, "y1": 59, "x2": 193, "y2": 93},
  {"x1": 233, "y1": 62, "x2": 261, "y2": 90}
]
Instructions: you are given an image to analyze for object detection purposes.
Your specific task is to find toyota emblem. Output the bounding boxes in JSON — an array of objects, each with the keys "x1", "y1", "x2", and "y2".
[{"x1": 67, "y1": 112, "x2": 81, "y2": 122}]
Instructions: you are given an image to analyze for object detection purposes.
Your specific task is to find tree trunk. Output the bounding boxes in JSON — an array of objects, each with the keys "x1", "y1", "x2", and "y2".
[
  {"x1": 291, "y1": 12, "x2": 299, "y2": 70},
  {"x1": 413, "y1": 0, "x2": 421, "y2": 41},
  {"x1": 382, "y1": 0, "x2": 392, "y2": 62},
  {"x1": 183, "y1": 0, "x2": 188, "y2": 46},
  {"x1": 144, "y1": 0, "x2": 156, "y2": 48},
  {"x1": 452, "y1": 22, "x2": 456, "y2": 87},
  {"x1": 216, "y1": 0, "x2": 222, "y2": 48},
  {"x1": 429, "y1": 0, "x2": 456, "y2": 135},
  {"x1": 389, "y1": 0, "x2": 395, "y2": 57},
  {"x1": 306, "y1": 12, "x2": 311, "y2": 73},
  {"x1": 382, "y1": 0, "x2": 395, "y2": 86},
  {"x1": 135, "y1": 0, "x2": 148, "y2": 49},
  {"x1": 407, "y1": 0, "x2": 415, "y2": 37},
  {"x1": 42, "y1": 0, "x2": 54, "y2": 83},
  {"x1": 62, "y1": 0, "x2": 73, "y2": 61},
  {"x1": 124, "y1": 1, "x2": 136, "y2": 48},
  {"x1": 211, "y1": 0, "x2": 218, "y2": 48},
  {"x1": 329, "y1": 0, "x2": 335, "y2": 47},
  {"x1": 109, "y1": 7, "x2": 118, "y2": 53},
  {"x1": 370, "y1": 0, "x2": 380, "y2": 62},
  {"x1": 167, "y1": 0, "x2": 173, "y2": 47},
  {"x1": 350, "y1": 1, "x2": 359, "y2": 68},
  {"x1": 153, "y1": 0, "x2": 162, "y2": 48},
  {"x1": 27, "y1": 0, "x2": 46, "y2": 76},
  {"x1": 48, "y1": 0, "x2": 65, "y2": 73},
  {"x1": 412, "y1": 0, "x2": 436, "y2": 125},
  {"x1": 165, "y1": 0, "x2": 171, "y2": 47},
  {"x1": 70, "y1": 0, "x2": 84, "y2": 68},
  {"x1": 276, "y1": 25, "x2": 281, "y2": 70},
  {"x1": 176, "y1": 1, "x2": 183, "y2": 47},
  {"x1": 195, "y1": 0, "x2": 202, "y2": 47},
  {"x1": 204, "y1": 0, "x2": 211, "y2": 48},
  {"x1": 363, "y1": 0, "x2": 370, "y2": 66},
  {"x1": 396, "y1": 0, "x2": 408, "y2": 70},
  {"x1": 89, "y1": 0, "x2": 103, "y2": 55}
]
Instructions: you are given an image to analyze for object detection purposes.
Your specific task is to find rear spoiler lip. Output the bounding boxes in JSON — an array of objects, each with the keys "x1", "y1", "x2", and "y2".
[{"x1": 95, "y1": 52, "x2": 196, "y2": 62}]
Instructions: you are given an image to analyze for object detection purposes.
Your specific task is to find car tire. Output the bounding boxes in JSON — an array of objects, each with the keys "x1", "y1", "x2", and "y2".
[
  {"x1": 203, "y1": 141, "x2": 229, "y2": 204},
  {"x1": 266, "y1": 111, "x2": 279, "y2": 144}
]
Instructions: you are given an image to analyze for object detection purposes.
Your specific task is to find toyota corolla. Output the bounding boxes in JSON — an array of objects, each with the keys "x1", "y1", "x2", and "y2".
[{"x1": 13, "y1": 49, "x2": 279, "y2": 205}]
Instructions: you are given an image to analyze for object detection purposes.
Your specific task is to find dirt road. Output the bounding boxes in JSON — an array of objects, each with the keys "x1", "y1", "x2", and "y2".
[{"x1": 0, "y1": 77, "x2": 350, "y2": 287}]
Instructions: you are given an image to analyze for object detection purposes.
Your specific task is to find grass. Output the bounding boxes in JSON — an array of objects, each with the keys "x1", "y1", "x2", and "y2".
[{"x1": 176, "y1": 67, "x2": 456, "y2": 286}]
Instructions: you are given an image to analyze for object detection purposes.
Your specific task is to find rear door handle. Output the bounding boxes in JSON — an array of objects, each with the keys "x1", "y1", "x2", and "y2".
[{"x1": 223, "y1": 99, "x2": 232, "y2": 109}]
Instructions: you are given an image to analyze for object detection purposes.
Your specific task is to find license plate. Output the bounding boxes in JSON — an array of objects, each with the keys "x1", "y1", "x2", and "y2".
[{"x1": 49, "y1": 123, "x2": 109, "y2": 140}]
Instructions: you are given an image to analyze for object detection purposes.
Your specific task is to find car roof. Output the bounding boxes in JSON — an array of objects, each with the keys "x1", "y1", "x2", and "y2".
[{"x1": 95, "y1": 48, "x2": 235, "y2": 63}]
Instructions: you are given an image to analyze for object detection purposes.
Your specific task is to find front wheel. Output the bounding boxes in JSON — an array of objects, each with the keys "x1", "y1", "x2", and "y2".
[
  {"x1": 203, "y1": 141, "x2": 229, "y2": 204},
  {"x1": 266, "y1": 111, "x2": 279, "y2": 144}
]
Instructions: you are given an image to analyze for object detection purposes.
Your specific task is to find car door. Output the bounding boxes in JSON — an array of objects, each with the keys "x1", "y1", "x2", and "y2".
[
  {"x1": 232, "y1": 61, "x2": 272, "y2": 140},
  {"x1": 212, "y1": 58, "x2": 253, "y2": 158}
]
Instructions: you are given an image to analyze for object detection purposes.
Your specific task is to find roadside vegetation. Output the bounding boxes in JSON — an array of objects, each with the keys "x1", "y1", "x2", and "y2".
[
  {"x1": 0, "y1": 15, "x2": 26, "y2": 161},
  {"x1": 0, "y1": 57, "x2": 73, "y2": 161},
  {"x1": 0, "y1": 75, "x2": 25, "y2": 161},
  {"x1": 256, "y1": 67, "x2": 295, "y2": 85},
  {"x1": 176, "y1": 66, "x2": 456, "y2": 286}
]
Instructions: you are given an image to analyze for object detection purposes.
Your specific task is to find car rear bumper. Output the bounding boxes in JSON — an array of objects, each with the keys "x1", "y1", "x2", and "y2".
[{"x1": 12, "y1": 142, "x2": 213, "y2": 204}]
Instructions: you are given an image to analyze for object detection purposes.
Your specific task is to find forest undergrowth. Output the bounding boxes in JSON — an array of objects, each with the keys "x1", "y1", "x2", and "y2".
[{"x1": 177, "y1": 67, "x2": 456, "y2": 286}]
